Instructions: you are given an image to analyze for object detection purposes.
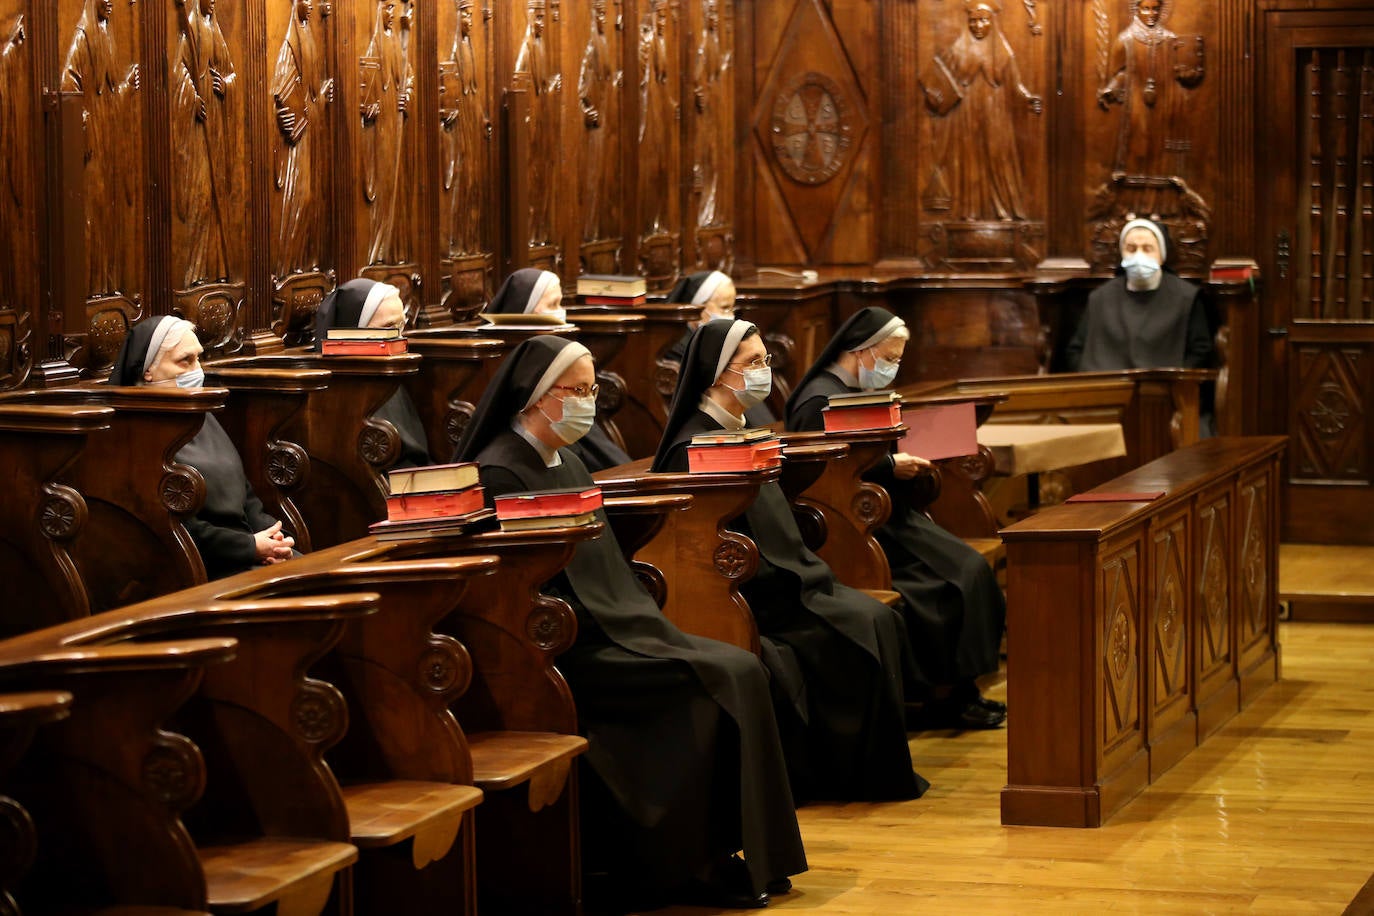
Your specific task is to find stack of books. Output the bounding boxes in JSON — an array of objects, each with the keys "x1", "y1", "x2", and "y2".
[
  {"x1": 321, "y1": 326, "x2": 409, "y2": 356},
  {"x1": 493, "y1": 485, "x2": 603, "y2": 532},
  {"x1": 368, "y1": 462, "x2": 490, "y2": 541},
  {"x1": 576, "y1": 274, "x2": 648, "y2": 306},
  {"x1": 686, "y1": 428, "x2": 783, "y2": 473},
  {"x1": 821, "y1": 390, "x2": 902, "y2": 432}
]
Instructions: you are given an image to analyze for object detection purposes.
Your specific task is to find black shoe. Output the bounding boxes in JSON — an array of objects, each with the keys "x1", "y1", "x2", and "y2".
[
  {"x1": 975, "y1": 695, "x2": 1007, "y2": 714},
  {"x1": 678, "y1": 879, "x2": 769, "y2": 909},
  {"x1": 952, "y1": 700, "x2": 1006, "y2": 729},
  {"x1": 766, "y1": 877, "x2": 792, "y2": 895}
]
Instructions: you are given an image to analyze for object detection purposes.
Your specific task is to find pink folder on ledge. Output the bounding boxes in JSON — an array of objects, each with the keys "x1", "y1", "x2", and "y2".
[{"x1": 899, "y1": 402, "x2": 978, "y2": 461}]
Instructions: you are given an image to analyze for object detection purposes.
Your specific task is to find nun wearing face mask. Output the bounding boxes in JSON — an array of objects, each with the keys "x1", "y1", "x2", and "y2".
[
  {"x1": 454, "y1": 335, "x2": 806, "y2": 909},
  {"x1": 787, "y1": 308, "x2": 1008, "y2": 730},
  {"x1": 485, "y1": 268, "x2": 633, "y2": 472},
  {"x1": 315, "y1": 278, "x2": 431, "y2": 469},
  {"x1": 663, "y1": 271, "x2": 778, "y2": 427},
  {"x1": 111, "y1": 316, "x2": 297, "y2": 579},
  {"x1": 1065, "y1": 218, "x2": 1213, "y2": 372},
  {"x1": 653, "y1": 319, "x2": 927, "y2": 803}
]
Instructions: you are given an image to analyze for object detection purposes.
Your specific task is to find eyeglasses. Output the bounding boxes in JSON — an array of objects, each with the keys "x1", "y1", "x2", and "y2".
[
  {"x1": 550, "y1": 383, "x2": 600, "y2": 399},
  {"x1": 726, "y1": 353, "x2": 773, "y2": 372}
]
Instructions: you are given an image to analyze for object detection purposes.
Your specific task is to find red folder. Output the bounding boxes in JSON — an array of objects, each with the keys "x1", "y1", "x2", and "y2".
[{"x1": 898, "y1": 402, "x2": 978, "y2": 461}]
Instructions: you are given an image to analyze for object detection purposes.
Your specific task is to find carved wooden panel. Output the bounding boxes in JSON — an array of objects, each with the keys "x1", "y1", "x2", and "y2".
[
  {"x1": 1149, "y1": 512, "x2": 1189, "y2": 722},
  {"x1": 637, "y1": 0, "x2": 681, "y2": 285},
  {"x1": 1099, "y1": 541, "x2": 1142, "y2": 765},
  {"x1": 686, "y1": 0, "x2": 734, "y2": 272},
  {"x1": 574, "y1": 0, "x2": 623, "y2": 274},
  {"x1": 1195, "y1": 491, "x2": 1232, "y2": 688},
  {"x1": 1290, "y1": 344, "x2": 1369, "y2": 482},
  {"x1": 510, "y1": 0, "x2": 564, "y2": 271},
  {"x1": 356, "y1": 0, "x2": 418, "y2": 271},
  {"x1": 1236, "y1": 468, "x2": 1272, "y2": 663},
  {"x1": 0, "y1": 4, "x2": 34, "y2": 389}
]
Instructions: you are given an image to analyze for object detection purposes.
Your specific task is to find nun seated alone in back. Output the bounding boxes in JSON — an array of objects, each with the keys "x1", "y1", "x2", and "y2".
[
  {"x1": 484, "y1": 267, "x2": 632, "y2": 472},
  {"x1": 652, "y1": 319, "x2": 927, "y2": 803},
  {"x1": 453, "y1": 335, "x2": 806, "y2": 911},
  {"x1": 786, "y1": 308, "x2": 1007, "y2": 730},
  {"x1": 111, "y1": 316, "x2": 297, "y2": 579},
  {"x1": 315, "y1": 277, "x2": 431, "y2": 469}
]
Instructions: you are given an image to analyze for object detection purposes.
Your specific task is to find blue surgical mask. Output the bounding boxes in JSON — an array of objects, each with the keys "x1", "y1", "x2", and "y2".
[
  {"x1": 1121, "y1": 253, "x2": 1160, "y2": 286},
  {"x1": 547, "y1": 307, "x2": 567, "y2": 324},
  {"x1": 545, "y1": 394, "x2": 596, "y2": 444},
  {"x1": 725, "y1": 366, "x2": 772, "y2": 410},
  {"x1": 176, "y1": 367, "x2": 205, "y2": 389},
  {"x1": 859, "y1": 355, "x2": 899, "y2": 390}
]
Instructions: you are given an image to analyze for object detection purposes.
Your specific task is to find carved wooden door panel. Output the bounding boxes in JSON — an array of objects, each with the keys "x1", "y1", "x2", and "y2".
[{"x1": 1261, "y1": 8, "x2": 1374, "y2": 544}]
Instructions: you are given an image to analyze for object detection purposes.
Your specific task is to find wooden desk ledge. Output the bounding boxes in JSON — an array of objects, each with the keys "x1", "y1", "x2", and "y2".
[
  {"x1": 341, "y1": 780, "x2": 483, "y2": 866},
  {"x1": 198, "y1": 836, "x2": 357, "y2": 916},
  {"x1": 86, "y1": 907, "x2": 213, "y2": 915},
  {"x1": 602, "y1": 493, "x2": 694, "y2": 515},
  {"x1": 864, "y1": 589, "x2": 903, "y2": 608},
  {"x1": 0, "y1": 690, "x2": 73, "y2": 726},
  {"x1": 467, "y1": 732, "x2": 588, "y2": 812}
]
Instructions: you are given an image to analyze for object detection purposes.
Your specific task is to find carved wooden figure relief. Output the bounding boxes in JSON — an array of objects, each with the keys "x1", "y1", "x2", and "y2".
[
  {"x1": 172, "y1": 0, "x2": 237, "y2": 289},
  {"x1": 273, "y1": 0, "x2": 334, "y2": 278},
  {"x1": 579, "y1": 0, "x2": 619, "y2": 245},
  {"x1": 361, "y1": 0, "x2": 415, "y2": 266},
  {"x1": 0, "y1": 12, "x2": 33, "y2": 389},
  {"x1": 62, "y1": 0, "x2": 141, "y2": 298},
  {"x1": 514, "y1": 0, "x2": 561, "y2": 251},
  {"x1": 441, "y1": 0, "x2": 489, "y2": 258},
  {"x1": 692, "y1": 0, "x2": 727, "y2": 229},
  {"x1": 638, "y1": 0, "x2": 679, "y2": 284}
]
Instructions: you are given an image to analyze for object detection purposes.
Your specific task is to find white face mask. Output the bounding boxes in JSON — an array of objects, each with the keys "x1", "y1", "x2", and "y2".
[
  {"x1": 544, "y1": 394, "x2": 596, "y2": 444},
  {"x1": 1121, "y1": 253, "x2": 1161, "y2": 286},
  {"x1": 175, "y1": 367, "x2": 205, "y2": 389},
  {"x1": 546, "y1": 307, "x2": 567, "y2": 324},
  {"x1": 859, "y1": 354, "x2": 899, "y2": 390},
  {"x1": 724, "y1": 366, "x2": 772, "y2": 410}
]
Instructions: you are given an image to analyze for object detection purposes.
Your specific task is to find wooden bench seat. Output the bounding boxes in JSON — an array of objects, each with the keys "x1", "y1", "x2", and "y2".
[
  {"x1": 198, "y1": 837, "x2": 357, "y2": 916},
  {"x1": 340, "y1": 781, "x2": 482, "y2": 857},
  {"x1": 467, "y1": 731, "x2": 589, "y2": 804}
]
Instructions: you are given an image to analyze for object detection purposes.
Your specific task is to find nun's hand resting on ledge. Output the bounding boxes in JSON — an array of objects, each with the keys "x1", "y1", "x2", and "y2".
[
  {"x1": 254, "y1": 521, "x2": 296, "y2": 565},
  {"x1": 892, "y1": 453, "x2": 933, "y2": 481}
]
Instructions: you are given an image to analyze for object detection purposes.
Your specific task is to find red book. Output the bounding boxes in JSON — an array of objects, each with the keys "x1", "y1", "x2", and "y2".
[
  {"x1": 821, "y1": 402, "x2": 902, "y2": 432},
  {"x1": 494, "y1": 486, "x2": 604, "y2": 520},
  {"x1": 899, "y1": 402, "x2": 978, "y2": 461},
  {"x1": 687, "y1": 440, "x2": 783, "y2": 472},
  {"x1": 386, "y1": 486, "x2": 486, "y2": 521},
  {"x1": 321, "y1": 338, "x2": 409, "y2": 356},
  {"x1": 583, "y1": 294, "x2": 648, "y2": 306},
  {"x1": 1065, "y1": 490, "x2": 1166, "y2": 503}
]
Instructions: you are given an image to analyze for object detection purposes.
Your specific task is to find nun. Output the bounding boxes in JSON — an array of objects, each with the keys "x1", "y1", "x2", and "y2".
[
  {"x1": 663, "y1": 270, "x2": 777, "y2": 427},
  {"x1": 652, "y1": 319, "x2": 926, "y2": 801},
  {"x1": 786, "y1": 307, "x2": 1007, "y2": 730},
  {"x1": 485, "y1": 268, "x2": 632, "y2": 472},
  {"x1": 111, "y1": 316, "x2": 297, "y2": 578},
  {"x1": 315, "y1": 277, "x2": 431, "y2": 469},
  {"x1": 453, "y1": 335, "x2": 806, "y2": 909}
]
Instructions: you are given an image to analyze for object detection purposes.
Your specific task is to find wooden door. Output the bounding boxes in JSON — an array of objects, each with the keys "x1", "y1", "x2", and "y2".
[{"x1": 1260, "y1": 7, "x2": 1374, "y2": 544}]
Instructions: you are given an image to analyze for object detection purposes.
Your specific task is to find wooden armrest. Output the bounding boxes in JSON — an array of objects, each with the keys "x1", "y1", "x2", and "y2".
[
  {"x1": 467, "y1": 731, "x2": 588, "y2": 790},
  {"x1": 603, "y1": 494, "x2": 694, "y2": 559},
  {"x1": 402, "y1": 336, "x2": 508, "y2": 356},
  {"x1": 0, "y1": 690, "x2": 73, "y2": 726},
  {"x1": 779, "y1": 441, "x2": 848, "y2": 501},
  {"x1": 88, "y1": 385, "x2": 230, "y2": 413},
  {"x1": 863, "y1": 589, "x2": 903, "y2": 608},
  {"x1": 199, "y1": 837, "x2": 357, "y2": 914},
  {"x1": 0, "y1": 638, "x2": 238, "y2": 676},
  {"x1": 342, "y1": 780, "x2": 483, "y2": 850},
  {"x1": 566, "y1": 312, "x2": 647, "y2": 332},
  {"x1": 0, "y1": 404, "x2": 114, "y2": 433},
  {"x1": 602, "y1": 494, "x2": 694, "y2": 514},
  {"x1": 203, "y1": 366, "x2": 331, "y2": 393}
]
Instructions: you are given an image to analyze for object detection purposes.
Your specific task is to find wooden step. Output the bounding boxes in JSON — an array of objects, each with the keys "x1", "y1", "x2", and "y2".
[
  {"x1": 199, "y1": 837, "x2": 356, "y2": 915},
  {"x1": 342, "y1": 780, "x2": 483, "y2": 867},
  {"x1": 467, "y1": 732, "x2": 587, "y2": 812}
]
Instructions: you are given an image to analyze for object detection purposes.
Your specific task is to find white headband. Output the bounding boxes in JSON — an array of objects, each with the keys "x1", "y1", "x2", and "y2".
[
  {"x1": 359, "y1": 282, "x2": 400, "y2": 328},
  {"x1": 524, "y1": 271, "x2": 561, "y2": 314},
  {"x1": 143, "y1": 316, "x2": 196, "y2": 375},
  {"x1": 847, "y1": 316, "x2": 906, "y2": 352},
  {"x1": 524, "y1": 342, "x2": 592, "y2": 410},
  {"x1": 1120, "y1": 219, "x2": 1167, "y2": 261},
  {"x1": 715, "y1": 320, "x2": 756, "y2": 383},
  {"x1": 691, "y1": 271, "x2": 730, "y2": 306}
]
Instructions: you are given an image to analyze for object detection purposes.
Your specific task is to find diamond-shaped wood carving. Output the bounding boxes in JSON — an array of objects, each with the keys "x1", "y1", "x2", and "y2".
[
  {"x1": 751, "y1": 0, "x2": 869, "y2": 258},
  {"x1": 1292, "y1": 345, "x2": 1368, "y2": 480},
  {"x1": 1240, "y1": 481, "x2": 1268, "y2": 642},
  {"x1": 1102, "y1": 554, "x2": 1138, "y2": 743},
  {"x1": 1198, "y1": 499, "x2": 1231, "y2": 677},
  {"x1": 1153, "y1": 524, "x2": 1187, "y2": 705}
]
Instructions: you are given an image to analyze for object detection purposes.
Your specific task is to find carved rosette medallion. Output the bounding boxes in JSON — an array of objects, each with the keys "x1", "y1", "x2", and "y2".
[
  {"x1": 266, "y1": 442, "x2": 307, "y2": 489},
  {"x1": 359, "y1": 421, "x2": 400, "y2": 467},
  {"x1": 1158, "y1": 564, "x2": 1182, "y2": 650},
  {"x1": 953, "y1": 449, "x2": 994, "y2": 483},
  {"x1": 89, "y1": 309, "x2": 133, "y2": 371},
  {"x1": 1242, "y1": 507, "x2": 1267, "y2": 631},
  {"x1": 713, "y1": 539, "x2": 749, "y2": 579},
  {"x1": 770, "y1": 71, "x2": 853, "y2": 185},
  {"x1": 1108, "y1": 605, "x2": 1132, "y2": 681},
  {"x1": 653, "y1": 363, "x2": 680, "y2": 398},
  {"x1": 418, "y1": 634, "x2": 471, "y2": 697},
  {"x1": 851, "y1": 488, "x2": 883, "y2": 526},
  {"x1": 38, "y1": 486, "x2": 86, "y2": 541},
  {"x1": 141, "y1": 733, "x2": 205, "y2": 810},
  {"x1": 595, "y1": 371, "x2": 626, "y2": 415},
  {"x1": 1307, "y1": 386, "x2": 1352, "y2": 439},
  {"x1": 526, "y1": 602, "x2": 571, "y2": 651},
  {"x1": 444, "y1": 404, "x2": 474, "y2": 449},
  {"x1": 159, "y1": 469, "x2": 202, "y2": 515},
  {"x1": 291, "y1": 680, "x2": 346, "y2": 745},
  {"x1": 0, "y1": 796, "x2": 36, "y2": 881},
  {"x1": 1201, "y1": 539, "x2": 1228, "y2": 628}
]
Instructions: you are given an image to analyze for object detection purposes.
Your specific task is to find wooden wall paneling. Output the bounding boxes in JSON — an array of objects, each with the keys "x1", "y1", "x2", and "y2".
[
  {"x1": 1214, "y1": 0, "x2": 1255, "y2": 257},
  {"x1": 266, "y1": 0, "x2": 339, "y2": 349},
  {"x1": 1145, "y1": 505, "x2": 1194, "y2": 781},
  {"x1": 878, "y1": 0, "x2": 919, "y2": 266},
  {"x1": 412, "y1": 0, "x2": 440, "y2": 326},
  {"x1": 684, "y1": 0, "x2": 734, "y2": 273},
  {"x1": 729, "y1": 0, "x2": 754, "y2": 277},
  {"x1": 636, "y1": 0, "x2": 681, "y2": 287},
  {"x1": 1, "y1": 0, "x2": 36, "y2": 390},
  {"x1": 915, "y1": 0, "x2": 1047, "y2": 274},
  {"x1": 561, "y1": 0, "x2": 592, "y2": 280},
  {"x1": 436, "y1": 0, "x2": 496, "y2": 319},
  {"x1": 1193, "y1": 483, "x2": 1238, "y2": 739},
  {"x1": 505, "y1": 0, "x2": 565, "y2": 276}
]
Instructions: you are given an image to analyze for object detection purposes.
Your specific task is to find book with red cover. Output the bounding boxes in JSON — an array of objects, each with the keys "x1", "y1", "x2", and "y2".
[
  {"x1": 385, "y1": 486, "x2": 486, "y2": 521},
  {"x1": 687, "y1": 440, "x2": 783, "y2": 472},
  {"x1": 321, "y1": 338, "x2": 409, "y2": 356},
  {"x1": 494, "y1": 486, "x2": 604, "y2": 520},
  {"x1": 898, "y1": 401, "x2": 978, "y2": 461},
  {"x1": 1065, "y1": 490, "x2": 1166, "y2": 503},
  {"x1": 583, "y1": 294, "x2": 648, "y2": 306},
  {"x1": 821, "y1": 401, "x2": 902, "y2": 432},
  {"x1": 498, "y1": 510, "x2": 600, "y2": 532}
]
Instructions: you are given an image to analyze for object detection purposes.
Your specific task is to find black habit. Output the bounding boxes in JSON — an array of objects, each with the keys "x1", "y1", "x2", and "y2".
[
  {"x1": 453, "y1": 335, "x2": 806, "y2": 897},
  {"x1": 786, "y1": 308, "x2": 1007, "y2": 693},
  {"x1": 112, "y1": 318, "x2": 287, "y2": 580},
  {"x1": 315, "y1": 277, "x2": 431, "y2": 469},
  {"x1": 1065, "y1": 273, "x2": 1213, "y2": 371},
  {"x1": 653, "y1": 320, "x2": 925, "y2": 802}
]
